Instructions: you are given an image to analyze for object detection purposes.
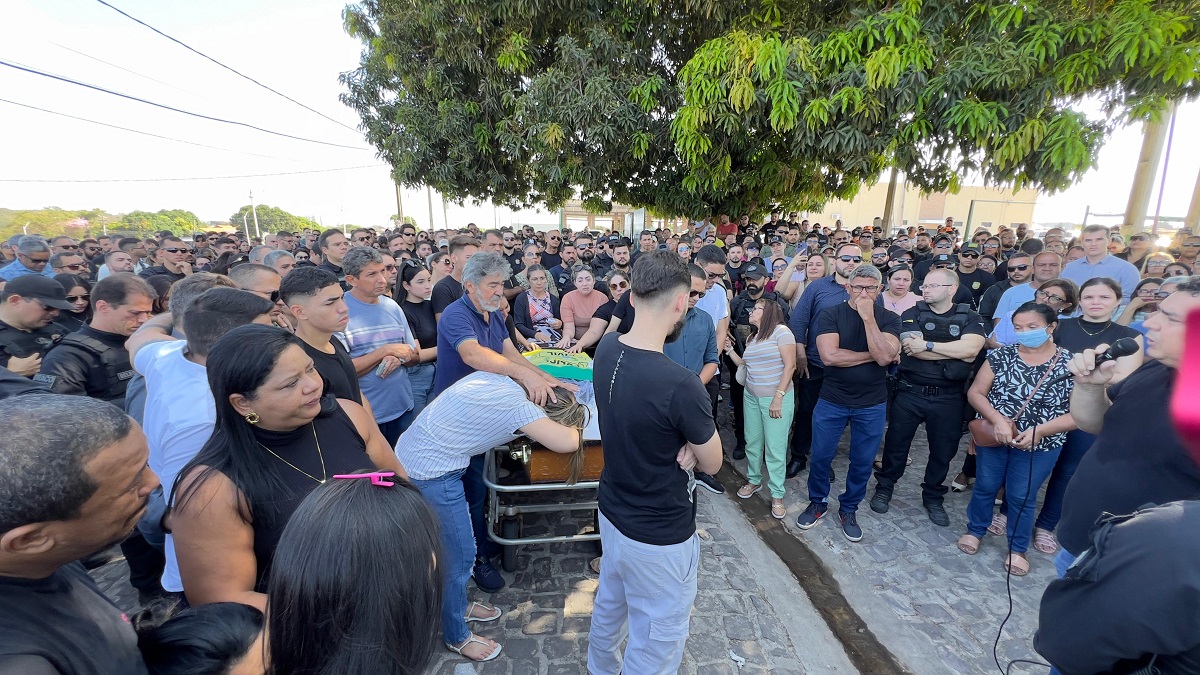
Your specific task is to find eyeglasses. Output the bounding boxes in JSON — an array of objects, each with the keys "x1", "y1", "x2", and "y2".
[
  {"x1": 162, "y1": 248, "x2": 191, "y2": 254},
  {"x1": 1035, "y1": 289, "x2": 1067, "y2": 303},
  {"x1": 383, "y1": 264, "x2": 397, "y2": 272},
  {"x1": 439, "y1": 258, "x2": 453, "y2": 265},
  {"x1": 1147, "y1": 260, "x2": 1169, "y2": 267},
  {"x1": 295, "y1": 255, "x2": 309, "y2": 261},
  {"x1": 923, "y1": 283, "x2": 954, "y2": 289},
  {"x1": 1007, "y1": 264, "x2": 1030, "y2": 271},
  {"x1": 838, "y1": 255, "x2": 863, "y2": 263},
  {"x1": 65, "y1": 294, "x2": 89, "y2": 302},
  {"x1": 848, "y1": 284, "x2": 879, "y2": 293},
  {"x1": 1137, "y1": 288, "x2": 1160, "y2": 296},
  {"x1": 688, "y1": 290, "x2": 703, "y2": 298},
  {"x1": 1184, "y1": 243, "x2": 1200, "y2": 248},
  {"x1": 609, "y1": 280, "x2": 628, "y2": 290},
  {"x1": 353, "y1": 237, "x2": 371, "y2": 243},
  {"x1": 1153, "y1": 290, "x2": 1171, "y2": 299}
]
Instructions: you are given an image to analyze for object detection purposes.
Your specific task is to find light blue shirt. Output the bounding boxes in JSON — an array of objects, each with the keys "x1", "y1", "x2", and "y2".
[
  {"x1": 991, "y1": 283, "x2": 1036, "y2": 345},
  {"x1": 1061, "y1": 254, "x2": 1141, "y2": 304},
  {"x1": 663, "y1": 307, "x2": 718, "y2": 376},
  {"x1": 0, "y1": 259, "x2": 56, "y2": 281}
]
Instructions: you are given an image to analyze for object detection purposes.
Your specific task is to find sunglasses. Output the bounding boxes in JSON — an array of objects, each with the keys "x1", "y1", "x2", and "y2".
[
  {"x1": 383, "y1": 264, "x2": 397, "y2": 272},
  {"x1": 439, "y1": 259, "x2": 453, "y2": 265},
  {"x1": 1007, "y1": 264, "x2": 1030, "y2": 271},
  {"x1": 295, "y1": 255, "x2": 309, "y2": 261},
  {"x1": 838, "y1": 255, "x2": 863, "y2": 262},
  {"x1": 57, "y1": 244, "x2": 79, "y2": 250},
  {"x1": 65, "y1": 294, "x2": 89, "y2": 302},
  {"x1": 688, "y1": 290, "x2": 703, "y2": 298},
  {"x1": 24, "y1": 257, "x2": 50, "y2": 264},
  {"x1": 162, "y1": 247, "x2": 192, "y2": 254},
  {"x1": 609, "y1": 280, "x2": 628, "y2": 290},
  {"x1": 576, "y1": 243, "x2": 594, "y2": 249},
  {"x1": 253, "y1": 289, "x2": 283, "y2": 303},
  {"x1": 354, "y1": 237, "x2": 371, "y2": 243},
  {"x1": 960, "y1": 252, "x2": 979, "y2": 259},
  {"x1": 61, "y1": 263, "x2": 87, "y2": 271}
]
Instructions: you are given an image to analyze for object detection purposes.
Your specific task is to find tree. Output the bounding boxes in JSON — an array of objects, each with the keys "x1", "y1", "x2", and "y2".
[
  {"x1": 119, "y1": 209, "x2": 202, "y2": 236},
  {"x1": 341, "y1": 0, "x2": 1199, "y2": 217},
  {"x1": 228, "y1": 205, "x2": 319, "y2": 234}
]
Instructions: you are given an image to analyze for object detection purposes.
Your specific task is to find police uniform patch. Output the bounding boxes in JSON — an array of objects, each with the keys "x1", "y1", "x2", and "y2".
[
  {"x1": 32, "y1": 373, "x2": 56, "y2": 386},
  {"x1": 118, "y1": 370, "x2": 136, "y2": 381},
  {"x1": 949, "y1": 325, "x2": 961, "y2": 337},
  {"x1": 925, "y1": 322, "x2": 936, "y2": 331}
]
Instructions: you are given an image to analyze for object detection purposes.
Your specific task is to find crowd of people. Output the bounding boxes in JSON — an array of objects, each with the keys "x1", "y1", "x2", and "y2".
[{"x1": 0, "y1": 212, "x2": 1198, "y2": 674}]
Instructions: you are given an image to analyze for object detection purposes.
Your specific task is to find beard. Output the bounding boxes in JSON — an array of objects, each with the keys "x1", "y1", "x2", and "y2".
[
  {"x1": 664, "y1": 314, "x2": 687, "y2": 344},
  {"x1": 746, "y1": 283, "x2": 764, "y2": 296}
]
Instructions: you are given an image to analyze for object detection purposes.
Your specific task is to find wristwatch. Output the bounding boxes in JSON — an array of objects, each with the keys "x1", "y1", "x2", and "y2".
[{"x1": 925, "y1": 341, "x2": 935, "y2": 352}]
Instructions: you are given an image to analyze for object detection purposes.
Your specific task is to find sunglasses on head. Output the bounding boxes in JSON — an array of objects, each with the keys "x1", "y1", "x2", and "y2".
[{"x1": 838, "y1": 255, "x2": 863, "y2": 262}]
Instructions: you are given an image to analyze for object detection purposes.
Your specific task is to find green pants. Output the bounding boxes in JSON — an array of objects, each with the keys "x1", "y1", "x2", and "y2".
[{"x1": 743, "y1": 389, "x2": 794, "y2": 498}]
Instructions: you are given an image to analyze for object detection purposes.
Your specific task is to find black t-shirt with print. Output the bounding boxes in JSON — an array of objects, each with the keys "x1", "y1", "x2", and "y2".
[
  {"x1": 814, "y1": 302, "x2": 901, "y2": 408},
  {"x1": 0, "y1": 562, "x2": 149, "y2": 675},
  {"x1": 594, "y1": 333, "x2": 716, "y2": 546}
]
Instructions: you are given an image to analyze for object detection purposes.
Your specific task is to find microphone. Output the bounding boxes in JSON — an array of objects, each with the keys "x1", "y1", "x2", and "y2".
[{"x1": 1049, "y1": 337, "x2": 1140, "y2": 385}]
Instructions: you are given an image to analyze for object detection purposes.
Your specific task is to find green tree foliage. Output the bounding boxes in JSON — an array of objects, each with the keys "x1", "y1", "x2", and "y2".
[
  {"x1": 120, "y1": 209, "x2": 203, "y2": 236},
  {"x1": 0, "y1": 207, "x2": 122, "y2": 240},
  {"x1": 228, "y1": 205, "x2": 320, "y2": 234},
  {"x1": 341, "y1": 0, "x2": 1199, "y2": 216}
]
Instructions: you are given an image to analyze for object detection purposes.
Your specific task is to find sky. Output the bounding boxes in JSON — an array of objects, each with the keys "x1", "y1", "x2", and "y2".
[{"x1": 0, "y1": 0, "x2": 1197, "y2": 232}]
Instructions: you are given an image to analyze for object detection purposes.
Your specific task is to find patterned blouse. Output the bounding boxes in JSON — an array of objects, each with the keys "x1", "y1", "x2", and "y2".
[{"x1": 984, "y1": 345, "x2": 1074, "y2": 452}]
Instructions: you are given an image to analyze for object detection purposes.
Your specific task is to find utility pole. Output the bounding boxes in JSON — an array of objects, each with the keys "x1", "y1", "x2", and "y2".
[
  {"x1": 881, "y1": 166, "x2": 900, "y2": 231},
  {"x1": 426, "y1": 185, "x2": 434, "y2": 230},
  {"x1": 1151, "y1": 102, "x2": 1179, "y2": 235},
  {"x1": 394, "y1": 182, "x2": 405, "y2": 226},
  {"x1": 249, "y1": 189, "x2": 261, "y2": 239},
  {"x1": 1123, "y1": 112, "x2": 1171, "y2": 236}
]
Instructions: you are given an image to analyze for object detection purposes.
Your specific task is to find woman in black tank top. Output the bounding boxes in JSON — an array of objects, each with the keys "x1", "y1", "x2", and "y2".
[{"x1": 171, "y1": 325, "x2": 408, "y2": 608}]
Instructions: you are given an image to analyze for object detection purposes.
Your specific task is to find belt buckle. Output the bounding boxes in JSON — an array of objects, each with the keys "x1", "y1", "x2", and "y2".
[{"x1": 923, "y1": 385, "x2": 938, "y2": 396}]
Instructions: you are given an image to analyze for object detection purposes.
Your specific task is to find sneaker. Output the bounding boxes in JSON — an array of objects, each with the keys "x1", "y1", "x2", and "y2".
[
  {"x1": 795, "y1": 501, "x2": 828, "y2": 529},
  {"x1": 731, "y1": 443, "x2": 746, "y2": 461},
  {"x1": 695, "y1": 472, "x2": 725, "y2": 495},
  {"x1": 924, "y1": 501, "x2": 950, "y2": 527},
  {"x1": 839, "y1": 511, "x2": 863, "y2": 542},
  {"x1": 473, "y1": 557, "x2": 506, "y2": 593},
  {"x1": 869, "y1": 487, "x2": 893, "y2": 514}
]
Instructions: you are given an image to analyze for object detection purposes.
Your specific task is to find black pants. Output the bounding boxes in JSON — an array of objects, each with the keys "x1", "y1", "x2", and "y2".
[
  {"x1": 874, "y1": 385, "x2": 966, "y2": 504},
  {"x1": 464, "y1": 453, "x2": 499, "y2": 559},
  {"x1": 789, "y1": 365, "x2": 825, "y2": 462},
  {"x1": 723, "y1": 353, "x2": 745, "y2": 448},
  {"x1": 120, "y1": 530, "x2": 165, "y2": 596}
]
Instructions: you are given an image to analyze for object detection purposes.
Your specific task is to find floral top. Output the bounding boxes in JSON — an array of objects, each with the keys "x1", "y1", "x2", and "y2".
[{"x1": 984, "y1": 345, "x2": 1073, "y2": 452}]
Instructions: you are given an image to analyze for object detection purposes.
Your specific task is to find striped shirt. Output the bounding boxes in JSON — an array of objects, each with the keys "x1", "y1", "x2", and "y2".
[
  {"x1": 742, "y1": 325, "x2": 795, "y2": 398},
  {"x1": 396, "y1": 372, "x2": 545, "y2": 480},
  {"x1": 337, "y1": 293, "x2": 415, "y2": 424}
]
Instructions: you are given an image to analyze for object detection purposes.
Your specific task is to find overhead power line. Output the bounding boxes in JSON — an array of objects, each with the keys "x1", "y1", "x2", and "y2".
[
  {"x1": 0, "y1": 97, "x2": 299, "y2": 161},
  {"x1": 0, "y1": 165, "x2": 383, "y2": 183},
  {"x1": 0, "y1": 58, "x2": 368, "y2": 150},
  {"x1": 93, "y1": 0, "x2": 362, "y2": 134},
  {"x1": 48, "y1": 41, "x2": 206, "y2": 101}
]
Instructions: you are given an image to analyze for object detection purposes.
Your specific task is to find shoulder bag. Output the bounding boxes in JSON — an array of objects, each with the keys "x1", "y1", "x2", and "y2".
[{"x1": 969, "y1": 349, "x2": 1062, "y2": 448}]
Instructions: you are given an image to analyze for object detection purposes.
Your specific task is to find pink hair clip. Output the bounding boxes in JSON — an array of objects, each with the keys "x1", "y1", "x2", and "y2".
[{"x1": 332, "y1": 471, "x2": 396, "y2": 486}]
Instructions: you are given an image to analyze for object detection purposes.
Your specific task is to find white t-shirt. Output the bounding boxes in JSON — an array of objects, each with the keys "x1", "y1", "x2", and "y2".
[
  {"x1": 134, "y1": 340, "x2": 214, "y2": 592},
  {"x1": 396, "y1": 372, "x2": 546, "y2": 481}
]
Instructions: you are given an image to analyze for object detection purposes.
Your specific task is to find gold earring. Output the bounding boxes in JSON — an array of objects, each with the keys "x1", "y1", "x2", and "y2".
[{"x1": 245, "y1": 412, "x2": 260, "y2": 424}]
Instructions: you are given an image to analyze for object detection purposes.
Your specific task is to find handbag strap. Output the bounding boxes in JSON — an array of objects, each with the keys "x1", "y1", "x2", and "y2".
[{"x1": 1011, "y1": 348, "x2": 1062, "y2": 423}]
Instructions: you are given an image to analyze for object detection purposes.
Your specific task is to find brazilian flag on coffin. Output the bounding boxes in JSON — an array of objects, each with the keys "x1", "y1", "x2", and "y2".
[{"x1": 523, "y1": 348, "x2": 593, "y2": 382}]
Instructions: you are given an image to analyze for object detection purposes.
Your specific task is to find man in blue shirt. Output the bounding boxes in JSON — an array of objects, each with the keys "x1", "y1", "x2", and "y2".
[
  {"x1": 433, "y1": 251, "x2": 568, "y2": 593},
  {"x1": 663, "y1": 265, "x2": 719, "y2": 389},
  {"x1": 786, "y1": 242, "x2": 860, "y2": 476},
  {"x1": 1060, "y1": 224, "x2": 1141, "y2": 306},
  {"x1": 0, "y1": 236, "x2": 56, "y2": 285}
]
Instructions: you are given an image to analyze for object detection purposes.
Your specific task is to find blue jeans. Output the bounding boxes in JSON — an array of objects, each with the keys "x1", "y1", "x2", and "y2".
[
  {"x1": 967, "y1": 445, "x2": 1062, "y2": 553},
  {"x1": 1035, "y1": 429, "x2": 1096, "y2": 531},
  {"x1": 411, "y1": 468, "x2": 473, "y2": 645},
  {"x1": 398, "y1": 362, "x2": 436, "y2": 430},
  {"x1": 135, "y1": 486, "x2": 168, "y2": 551},
  {"x1": 807, "y1": 399, "x2": 886, "y2": 513}
]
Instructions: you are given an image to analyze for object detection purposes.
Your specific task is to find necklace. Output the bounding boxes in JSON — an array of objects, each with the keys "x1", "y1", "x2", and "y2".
[
  {"x1": 258, "y1": 422, "x2": 328, "y2": 484},
  {"x1": 1079, "y1": 319, "x2": 1111, "y2": 336}
]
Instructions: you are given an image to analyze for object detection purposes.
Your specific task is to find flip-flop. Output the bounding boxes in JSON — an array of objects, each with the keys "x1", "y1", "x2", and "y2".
[
  {"x1": 447, "y1": 636, "x2": 503, "y2": 662},
  {"x1": 464, "y1": 601, "x2": 501, "y2": 623},
  {"x1": 957, "y1": 534, "x2": 980, "y2": 555},
  {"x1": 1003, "y1": 552, "x2": 1029, "y2": 577}
]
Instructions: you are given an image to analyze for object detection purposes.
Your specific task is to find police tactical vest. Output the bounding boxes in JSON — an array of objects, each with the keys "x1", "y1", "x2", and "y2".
[
  {"x1": 899, "y1": 301, "x2": 974, "y2": 383},
  {"x1": 0, "y1": 322, "x2": 62, "y2": 360},
  {"x1": 50, "y1": 332, "x2": 134, "y2": 402}
]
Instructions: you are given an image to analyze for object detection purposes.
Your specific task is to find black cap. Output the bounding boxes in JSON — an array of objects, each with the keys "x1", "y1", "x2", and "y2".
[
  {"x1": 932, "y1": 253, "x2": 958, "y2": 266},
  {"x1": 770, "y1": 236, "x2": 784, "y2": 244},
  {"x1": 4, "y1": 275, "x2": 75, "y2": 310},
  {"x1": 960, "y1": 244, "x2": 982, "y2": 254},
  {"x1": 742, "y1": 263, "x2": 768, "y2": 279}
]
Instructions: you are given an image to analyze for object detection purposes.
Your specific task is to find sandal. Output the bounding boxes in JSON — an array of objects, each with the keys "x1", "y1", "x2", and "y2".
[
  {"x1": 770, "y1": 499, "x2": 786, "y2": 520},
  {"x1": 464, "y1": 601, "x2": 502, "y2": 623},
  {"x1": 1033, "y1": 528, "x2": 1058, "y2": 555},
  {"x1": 1003, "y1": 552, "x2": 1029, "y2": 577},
  {"x1": 956, "y1": 534, "x2": 980, "y2": 555},
  {"x1": 447, "y1": 635, "x2": 503, "y2": 662},
  {"x1": 737, "y1": 483, "x2": 762, "y2": 499},
  {"x1": 987, "y1": 513, "x2": 1007, "y2": 537},
  {"x1": 949, "y1": 473, "x2": 975, "y2": 492}
]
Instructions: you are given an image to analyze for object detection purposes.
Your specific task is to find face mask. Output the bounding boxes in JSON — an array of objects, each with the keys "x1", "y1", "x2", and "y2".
[{"x1": 1014, "y1": 327, "x2": 1050, "y2": 348}]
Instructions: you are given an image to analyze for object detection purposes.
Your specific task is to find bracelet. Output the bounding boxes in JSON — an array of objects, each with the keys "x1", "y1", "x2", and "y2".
[{"x1": 775, "y1": 390, "x2": 786, "y2": 396}]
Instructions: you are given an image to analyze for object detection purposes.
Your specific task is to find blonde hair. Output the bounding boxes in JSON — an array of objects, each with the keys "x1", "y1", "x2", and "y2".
[{"x1": 542, "y1": 386, "x2": 591, "y2": 485}]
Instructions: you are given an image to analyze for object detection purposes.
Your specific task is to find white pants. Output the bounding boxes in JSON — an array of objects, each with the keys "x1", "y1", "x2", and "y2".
[{"x1": 587, "y1": 511, "x2": 700, "y2": 675}]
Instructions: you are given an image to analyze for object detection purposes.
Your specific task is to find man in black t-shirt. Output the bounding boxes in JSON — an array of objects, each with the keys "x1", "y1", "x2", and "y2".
[
  {"x1": 798, "y1": 265, "x2": 901, "y2": 542},
  {"x1": 870, "y1": 269, "x2": 985, "y2": 526},
  {"x1": 431, "y1": 235, "x2": 480, "y2": 319},
  {"x1": 0, "y1": 395, "x2": 159, "y2": 674},
  {"x1": 282, "y1": 267, "x2": 364, "y2": 406},
  {"x1": 1054, "y1": 280, "x2": 1200, "y2": 569},
  {"x1": 954, "y1": 244, "x2": 996, "y2": 309},
  {"x1": 589, "y1": 251, "x2": 722, "y2": 674}
]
